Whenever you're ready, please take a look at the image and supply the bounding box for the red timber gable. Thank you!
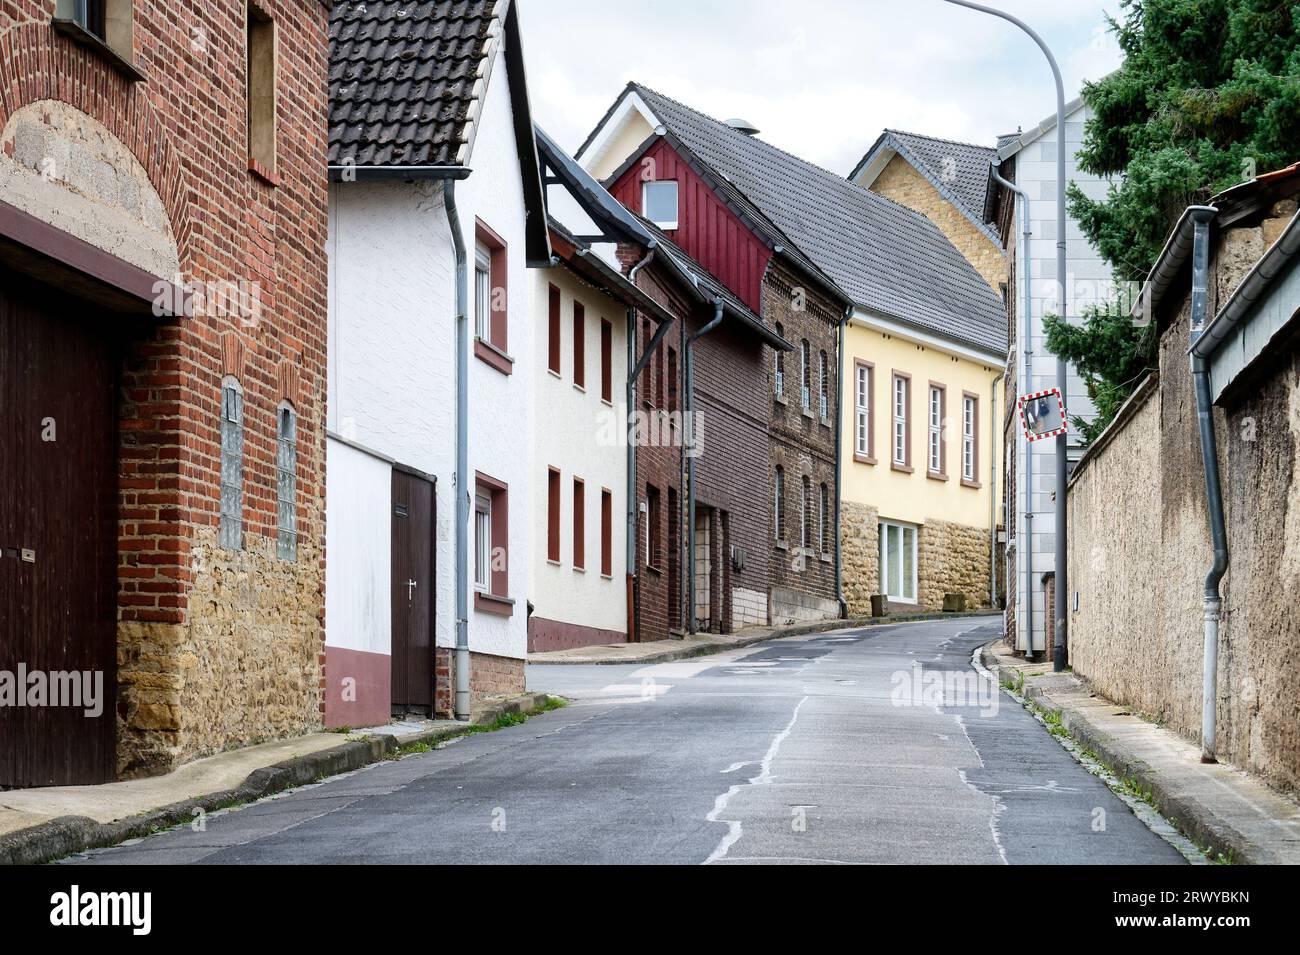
[609,137,772,313]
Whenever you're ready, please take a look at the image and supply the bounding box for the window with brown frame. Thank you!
[854,360,875,463]
[547,284,561,375]
[573,301,586,389]
[927,382,947,479]
[546,467,560,563]
[600,488,613,577]
[646,484,661,569]
[473,219,510,373]
[600,318,612,403]
[961,392,980,488]
[572,478,586,570]
[891,372,912,472]
[474,472,511,615]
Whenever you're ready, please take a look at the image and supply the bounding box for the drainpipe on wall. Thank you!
[686,299,724,633]
[833,305,852,618]
[990,372,1003,607]
[443,179,471,721]
[990,160,1036,659]
[1187,206,1228,763]
[625,248,656,642]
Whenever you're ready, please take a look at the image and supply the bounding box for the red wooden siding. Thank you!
[609,138,772,313]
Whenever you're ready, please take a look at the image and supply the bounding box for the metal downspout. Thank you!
[686,299,724,633]
[990,160,1036,658]
[990,372,1004,607]
[834,306,852,618]
[1187,207,1228,763]
[626,249,656,642]
[444,180,471,720]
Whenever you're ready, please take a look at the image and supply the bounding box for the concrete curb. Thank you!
[978,644,1258,864]
[0,691,554,866]
[529,611,1000,666]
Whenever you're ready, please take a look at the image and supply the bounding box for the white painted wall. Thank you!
[326,40,533,665]
[1007,99,1118,652]
[325,439,392,655]
[530,266,628,636]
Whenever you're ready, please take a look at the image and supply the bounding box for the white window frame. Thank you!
[962,395,977,482]
[474,243,491,341]
[819,483,829,555]
[819,350,829,418]
[276,402,297,562]
[800,475,811,549]
[892,375,909,466]
[855,363,871,457]
[879,519,918,603]
[642,180,679,230]
[774,325,785,398]
[928,386,943,475]
[800,340,811,410]
[774,466,785,541]
[474,491,492,593]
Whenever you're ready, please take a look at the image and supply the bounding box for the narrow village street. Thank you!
[63,619,1182,866]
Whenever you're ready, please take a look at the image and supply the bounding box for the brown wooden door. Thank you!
[390,469,435,710]
[0,270,118,786]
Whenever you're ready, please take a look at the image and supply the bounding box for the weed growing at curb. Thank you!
[386,696,568,760]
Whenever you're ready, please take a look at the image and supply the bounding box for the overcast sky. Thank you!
[519,0,1123,173]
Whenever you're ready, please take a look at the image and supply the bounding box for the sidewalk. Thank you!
[980,640,1300,864]
[0,691,552,865]
[529,610,999,666]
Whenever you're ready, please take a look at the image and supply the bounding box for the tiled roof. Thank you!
[882,129,998,230]
[329,0,498,167]
[612,84,1007,356]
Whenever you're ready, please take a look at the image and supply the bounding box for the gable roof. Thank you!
[582,83,1006,357]
[995,95,1086,162]
[328,0,548,263]
[849,129,1002,247]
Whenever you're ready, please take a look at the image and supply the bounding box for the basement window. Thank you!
[246,4,278,183]
[642,180,679,230]
[52,0,143,81]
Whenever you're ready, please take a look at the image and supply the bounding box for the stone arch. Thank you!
[0,22,191,271]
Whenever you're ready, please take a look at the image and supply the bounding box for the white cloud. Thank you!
[519,0,1122,171]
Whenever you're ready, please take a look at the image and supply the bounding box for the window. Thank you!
[219,378,244,551]
[573,301,586,389]
[666,347,678,414]
[601,489,613,577]
[927,384,946,477]
[854,361,874,461]
[474,219,510,371]
[962,393,980,486]
[547,284,561,375]
[474,473,510,613]
[573,478,585,570]
[819,483,829,555]
[819,350,829,419]
[246,5,277,180]
[600,318,612,403]
[546,467,561,563]
[53,0,140,80]
[642,180,679,229]
[474,491,492,592]
[640,318,653,408]
[879,520,918,603]
[276,403,297,561]
[474,244,491,341]
[800,340,811,410]
[892,372,911,470]
[800,475,811,549]
[774,465,785,541]
[646,485,661,569]
[774,324,785,398]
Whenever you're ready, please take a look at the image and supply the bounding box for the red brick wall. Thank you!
[0,2,330,771]
[434,648,526,718]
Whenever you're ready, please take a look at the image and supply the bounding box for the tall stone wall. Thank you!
[918,518,992,611]
[840,501,879,615]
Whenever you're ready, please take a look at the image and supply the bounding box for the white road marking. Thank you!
[703,696,809,865]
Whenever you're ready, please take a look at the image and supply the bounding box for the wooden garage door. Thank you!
[0,270,119,786]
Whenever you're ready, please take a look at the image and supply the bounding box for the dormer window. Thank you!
[642,180,679,230]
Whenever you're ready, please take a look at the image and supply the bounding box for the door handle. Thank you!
[406,579,418,600]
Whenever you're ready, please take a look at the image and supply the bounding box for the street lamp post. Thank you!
[943,0,1070,671]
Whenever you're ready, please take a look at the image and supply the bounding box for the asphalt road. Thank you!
[65,617,1186,865]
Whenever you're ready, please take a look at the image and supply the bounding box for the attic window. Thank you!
[52,0,142,81]
[246,4,278,183]
[642,180,679,230]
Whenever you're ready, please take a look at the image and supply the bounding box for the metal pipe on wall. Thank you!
[443,180,471,720]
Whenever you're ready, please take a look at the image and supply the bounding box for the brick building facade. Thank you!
[0,1,329,785]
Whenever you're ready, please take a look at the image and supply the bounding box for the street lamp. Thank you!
[943,0,1070,671]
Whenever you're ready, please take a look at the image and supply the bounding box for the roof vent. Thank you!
[724,118,761,136]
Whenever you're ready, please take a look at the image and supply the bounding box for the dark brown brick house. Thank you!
[0,1,330,785]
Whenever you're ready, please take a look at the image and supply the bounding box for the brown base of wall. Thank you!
[323,645,392,730]
[433,647,526,719]
[528,615,626,653]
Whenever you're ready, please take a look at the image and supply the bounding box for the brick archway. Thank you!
[0,21,193,256]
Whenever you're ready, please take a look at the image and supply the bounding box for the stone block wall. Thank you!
[841,500,879,616]
[918,518,992,611]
